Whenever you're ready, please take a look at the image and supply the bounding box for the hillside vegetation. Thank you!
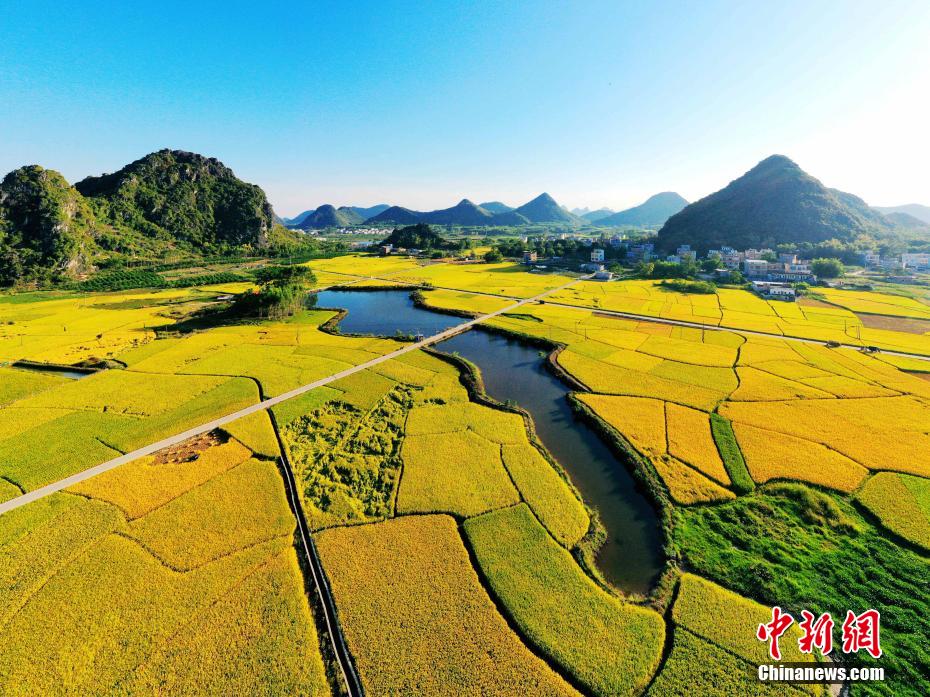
[598,192,688,227]
[0,150,317,286]
[657,155,895,253]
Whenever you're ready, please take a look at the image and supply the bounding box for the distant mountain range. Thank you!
[288,203,390,228]
[365,193,583,227]
[478,201,513,214]
[595,192,689,227]
[874,204,930,225]
[577,208,615,222]
[656,155,919,253]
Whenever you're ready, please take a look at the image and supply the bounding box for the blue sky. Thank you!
[1,1,928,216]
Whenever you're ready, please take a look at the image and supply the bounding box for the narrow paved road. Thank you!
[317,268,930,362]
[0,275,586,516]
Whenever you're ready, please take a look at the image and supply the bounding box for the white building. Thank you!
[591,248,605,262]
[675,244,697,262]
[902,253,930,270]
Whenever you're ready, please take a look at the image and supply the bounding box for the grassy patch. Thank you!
[675,483,930,697]
[283,387,412,529]
[709,413,754,493]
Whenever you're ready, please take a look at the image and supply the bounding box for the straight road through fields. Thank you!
[0,275,588,517]
[315,268,930,362]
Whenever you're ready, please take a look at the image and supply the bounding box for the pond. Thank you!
[10,362,94,380]
[315,289,461,338]
[317,288,663,593]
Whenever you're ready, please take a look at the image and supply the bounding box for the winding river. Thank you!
[316,288,663,593]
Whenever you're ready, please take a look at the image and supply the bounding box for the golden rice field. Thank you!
[465,504,665,697]
[577,394,734,504]
[856,472,930,551]
[0,433,330,695]
[315,515,580,697]
[5,258,930,696]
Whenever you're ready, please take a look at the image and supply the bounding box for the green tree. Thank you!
[701,255,722,272]
[484,249,503,263]
[811,257,844,278]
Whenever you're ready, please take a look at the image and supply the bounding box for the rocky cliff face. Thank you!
[0,166,99,284]
[76,149,274,248]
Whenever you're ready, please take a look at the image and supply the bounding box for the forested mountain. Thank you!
[656,155,896,253]
[366,206,423,225]
[348,203,390,220]
[75,149,274,247]
[1,150,310,285]
[379,223,457,250]
[580,208,615,222]
[882,211,930,232]
[478,201,513,214]
[874,204,930,225]
[291,204,364,229]
[366,199,530,226]
[0,166,102,283]
[598,192,688,227]
[513,193,583,224]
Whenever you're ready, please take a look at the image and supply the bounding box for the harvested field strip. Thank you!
[464,503,665,697]
[315,515,580,696]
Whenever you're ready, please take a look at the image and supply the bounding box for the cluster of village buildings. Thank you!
[861,251,930,271]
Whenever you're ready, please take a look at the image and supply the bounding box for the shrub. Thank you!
[78,270,167,291]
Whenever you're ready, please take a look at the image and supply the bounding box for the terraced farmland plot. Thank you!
[316,515,579,697]
[857,472,930,551]
[0,436,330,695]
[465,504,664,697]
